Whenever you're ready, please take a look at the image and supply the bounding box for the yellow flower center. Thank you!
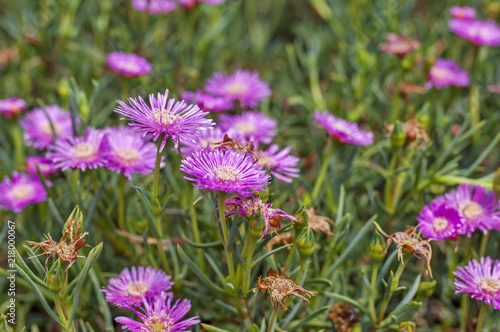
[332,122,348,132]
[479,276,500,296]
[215,166,240,181]
[257,154,273,168]
[71,142,98,162]
[200,138,220,150]
[459,201,483,220]
[234,122,256,134]
[115,147,141,166]
[225,82,248,95]
[120,62,140,72]
[126,281,149,299]
[145,316,174,332]
[431,67,451,80]
[8,184,34,201]
[41,122,62,137]
[433,217,448,232]
[153,109,180,126]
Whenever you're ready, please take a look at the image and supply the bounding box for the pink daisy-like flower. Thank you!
[0,172,47,213]
[449,19,500,46]
[218,111,277,146]
[181,90,234,112]
[314,110,374,146]
[47,127,108,172]
[107,52,152,77]
[204,70,271,108]
[25,156,57,177]
[257,145,299,183]
[379,33,420,57]
[424,59,470,89]
[131,0,177,14]
[450,6,476,20]
[179,0,225,9]
[417,200,463,241]
[19,105,74,150]
[114,89,214,152]
[180,149,270,195]
[454,256,500,310]
[102,266,173,307]
[0,98,26,118]
[115,292,200,331]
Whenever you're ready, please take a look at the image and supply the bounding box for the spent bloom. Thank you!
[450,6,476,20]
[115,292,200,331]
[0,172,47,213]
[181,90,234,112]
[257,144,299,183]
[218,111,277,146]
[449,19,500,46]
[102,266,173,307]
[454,256,500,310]
[107,52,152,77]
[314,110,374,146]
[131,0,177,14]
[180,149,270,195]
[25,156,57,177]
[417,200,463,241]
[0,97,26,118]
[379,33,420,57]
[20,105,74,150]
[114,89,213,152]
[424,59,470,89]
[204,70,271,108]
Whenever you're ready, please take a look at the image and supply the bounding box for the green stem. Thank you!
[190,188,205,273]
[311,142,336,201]
[377,259,408,324]
[54,296,68,327]
[241,234,258,296]
[476,302,488,332]
[152,136,164,198]
[479,232,490,258]
[460,237,472,330]
[118,174,126,230]
[217,192,236,288]
[294,258,307,284]
[12,123,25,169]
[267,308,280,332]
[284,234,299,271]
[368,263,379,323]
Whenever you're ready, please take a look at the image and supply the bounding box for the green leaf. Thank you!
[322,292,369,315]
[133,185,160,238]
[200,324,232,332]
[251,244,293,267]
[48,198,65,227]
[181,234,223,248]
[23,245,46,276]
[287,306,330,331]
[16,250,46,286]
[389,274,421,315]
[204,252,226,286]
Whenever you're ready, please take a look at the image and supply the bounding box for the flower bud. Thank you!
[399,321,416,332]
[401,56,413,71]
[47,259,65,292]
[294,209,309,233]
[57,78,71,100]
[417,104,430,129]
[77,92,90,123]
[390,121,406,148]
[417,280,436,299]
[369,237,386,262]
[487,2,500,18]
[297,229,315,258]
[249,213,265,239]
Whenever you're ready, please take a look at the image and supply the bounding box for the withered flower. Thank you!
[304,207,335,238]
[386,118,430,149]
[328,303,359,332]
[266,231,294,251]
[213,134,258,160]
[255,268,316,311]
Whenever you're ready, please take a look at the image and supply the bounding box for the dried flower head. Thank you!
[213,134,258,160]
[303,207,335,238]
[386,118,430,149]
[328,303,360,332]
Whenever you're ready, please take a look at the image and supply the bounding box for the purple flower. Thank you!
[107,52,152,77]
[180,149,270,195]
[454,257,500,310]
[115,292,200,331]
[20,105,74,150]
[0,172,47,213]
[425,59,470,89]
[102,266,173,307]
[379,33,420,57]
[449,19,500,46]
[417,200,462,241]
[204,70,271,108]
[179,0,225,9]
[0,98,26,118]
[181,90,234,112]
[180,127,226,156]
[257,145,299,183]
[313,110,374,146]
[104,127,161,180]
[218,111,277,146]
[25,156,57,177]
[114,89,214,152]
[131,0,177,14]
[443,184,500,237]
[46,127,108,172]
[450,6,476,20]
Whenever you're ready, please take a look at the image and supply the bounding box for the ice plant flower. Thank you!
[25,156,57,177]
[20,105,74,150]
[181,90,234,112]
[450,6,476,20]
[0,97,26,118]
[257,144,299,183]
[179,0,225,10]
[105,127,160,180]
[314,110,374,146]
[131,0,177,14]
[379,33,420,57]
[180,127,226,156]
[449,19,500,46]
[47,127,107,171]
[454,256,500,310]
[204,70,271,108]
[0,172,47,213]
[103,266,173,307]
[424,59,470,89]
[218,111,277,146]
[114,89,213,152]
[107,52,152,77]
[443,184,500,237]
[180,149,270,195]
[417,200,462,241]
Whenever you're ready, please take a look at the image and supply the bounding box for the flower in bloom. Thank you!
[180,127,226,156]
[417,200,462,241]
[450,6,476,20]
[257,145,299,183]
[47,128,108,171]
[179,0,225,9]
[204,70,271,108]
[454,256,500,310]
[442,184,500,237]
[26,156,57,177]
[314,110,374,146]
[218,111,277,146]
[0,97,26,118]
[180,149,270,195]
[424,59,470,89]
[0,172,47,213]
[107,52,152,77]
[449,19,500,46]
[104,127,161,180]
[20,105,74,150]
[379,33,420,57]
[102,266,173,307]
[131,0,177,14]
[114,89,214,152]
[181,90,234,112]
[115,292,200,331]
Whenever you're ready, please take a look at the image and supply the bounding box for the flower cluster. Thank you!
[314,110,374,146]
[0,97,26,118]
[131,0,224,14]
[107,52,152,77]
[379,32,420,57]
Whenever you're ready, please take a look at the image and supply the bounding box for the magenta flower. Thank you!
[115,292,200,331]
[179,0,225,9]
[0,172,47,213]
[449,19,500,46]
[20,105,74,150]
[424,59,470,89]
[25,156,57,177]
[102,266,173,307]
[379,33,420,57]
[257,145,299,183]
[417,200,462,241]
[204,70,271,108]
[180,149,270,195]
[218,111,277,146]
[454,257,500,310]
[181,90,234,112]
[114,89,214,152]
[0,98,26,118]
[450,6,476,20]
[180,127,226,156]
[131,0,177,14]
[107,52,152,77]
[314,110,374,146]
[46,128,108,172]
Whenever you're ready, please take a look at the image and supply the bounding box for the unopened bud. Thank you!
[417,280,436,299]
[58,78,71,100]
[390,121,406,148]
[249,213,265,239]
[77,92,89,122]
[417,104,430,129]
[47,259,64,292]
[297,229,315,258]
[369,237,386,262]
[399,321,416,332]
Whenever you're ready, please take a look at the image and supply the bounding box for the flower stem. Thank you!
[118,174,126,230]
[217,192,236,288]
[152,135,164,198]
[54,295,68,327]
[267,307,280,332]
[311,142,335,201]
[241,233,258,296]
[190,187,205,272]
[479,231,490,258]
[476,302,488,332]
[368,263,379,323]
